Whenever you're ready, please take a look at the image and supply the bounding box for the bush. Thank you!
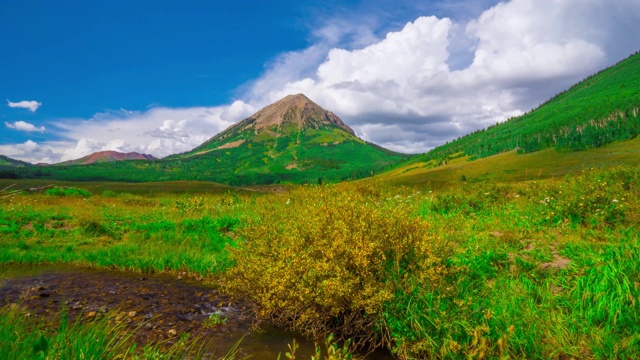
[101,190,117,198]
[226,184,452,352]
[45,187,91,198]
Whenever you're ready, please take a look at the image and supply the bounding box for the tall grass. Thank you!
[0,191,246,275]
[2,166,640,359]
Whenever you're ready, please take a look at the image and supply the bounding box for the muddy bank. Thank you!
[0,264,316,358]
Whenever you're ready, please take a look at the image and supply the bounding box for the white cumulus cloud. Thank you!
[0,140,65,164]
[5,121,46,133]
[3,0,640,163]
[245,0,640,153]
[50,101,256,162]
[0,102,256,164]
[7,100,42,112]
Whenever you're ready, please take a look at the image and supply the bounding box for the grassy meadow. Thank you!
[376,135,640,188]
[1,164,639,359]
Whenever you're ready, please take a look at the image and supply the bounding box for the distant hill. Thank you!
[12,94,408,185]
[410,51,640,165]
[57,151,157,166]
[0,155,31,167]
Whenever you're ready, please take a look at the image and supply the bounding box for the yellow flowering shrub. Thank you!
[226,183,451,351]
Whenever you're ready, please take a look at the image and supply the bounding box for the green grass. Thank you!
[0,179,245,195]
[0,190,247,275]
[226,166,640,358]
[0,304,205,359]
[376,136,640,188]
[2,165,640,359]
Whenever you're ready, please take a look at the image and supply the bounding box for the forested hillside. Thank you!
[412,51,640,163]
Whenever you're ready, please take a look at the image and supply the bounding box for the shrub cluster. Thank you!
[45,186,91,198]
[226,183,452,351]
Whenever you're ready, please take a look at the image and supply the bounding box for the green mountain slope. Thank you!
[163,94,409,184]
[0,155,31,167]
[375,136,640,188]
[412,51,640,164]
[5,94,408,185]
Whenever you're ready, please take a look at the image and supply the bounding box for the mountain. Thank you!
[191,93,356,155]
[167,93,409,184]
[410,51,640,165]
[0,155,31,167]
[378,51,640,187]
[14,94,408,185]
[57,151,157,166]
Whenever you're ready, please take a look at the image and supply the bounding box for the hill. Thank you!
[0,155,31,167]
[375,136,640,188]
[57,151,157,166]
[5,94,408,184]
[166,93,409,184]
[410,51,640,164]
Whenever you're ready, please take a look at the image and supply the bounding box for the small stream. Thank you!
[0,264,393,359]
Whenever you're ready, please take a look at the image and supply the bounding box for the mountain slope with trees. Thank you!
[410,51,640,164]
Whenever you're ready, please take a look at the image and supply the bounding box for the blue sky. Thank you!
[2,0,639,163]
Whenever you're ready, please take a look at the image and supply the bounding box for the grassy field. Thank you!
[0,179,253,195]
[1,161,639,359]
[376,136,640,188]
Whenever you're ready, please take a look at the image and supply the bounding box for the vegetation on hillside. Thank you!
[1,127,406,185]
[0,155,31,167]
[375,135,640,188]
[412,51,640,164]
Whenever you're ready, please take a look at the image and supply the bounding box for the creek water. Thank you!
[0,264,393,359]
